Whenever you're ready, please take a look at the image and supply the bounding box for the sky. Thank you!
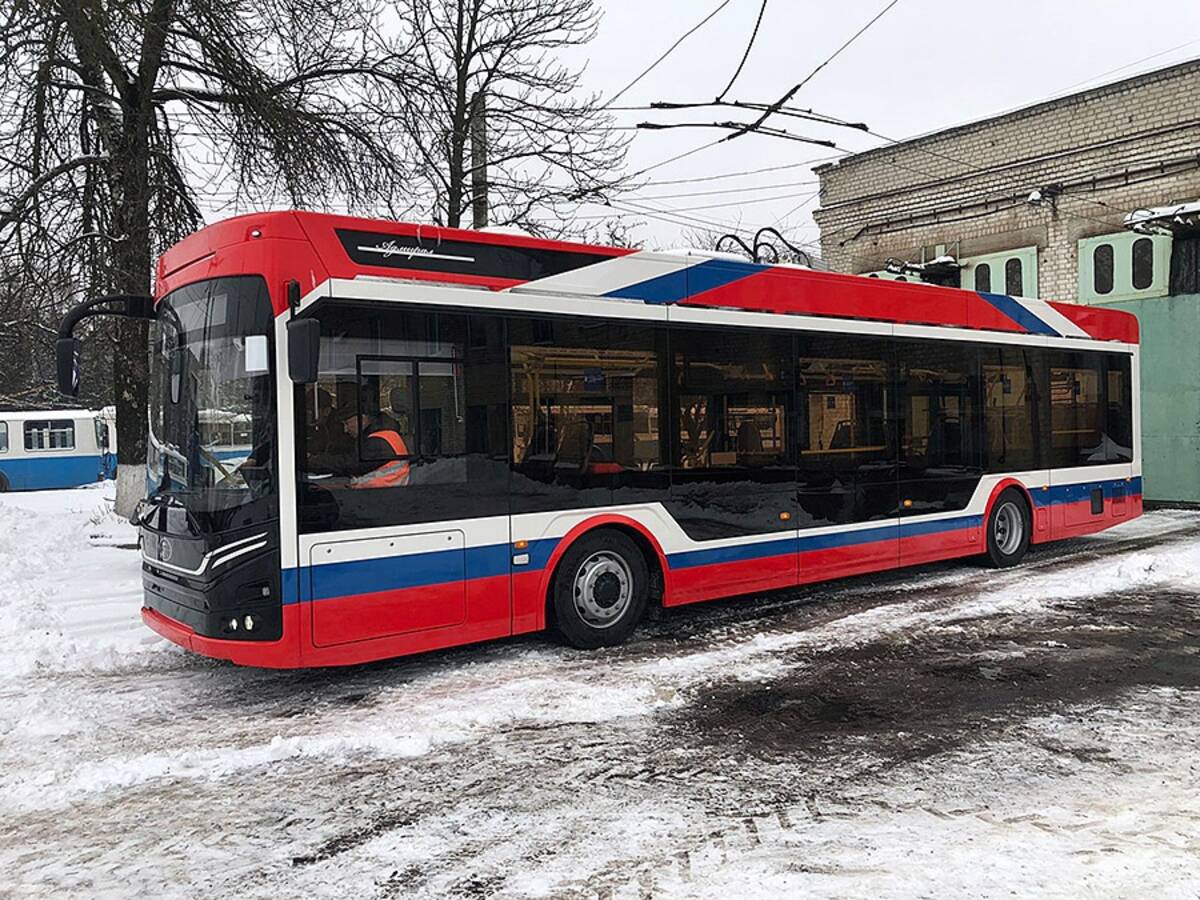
[568,0,1200,251]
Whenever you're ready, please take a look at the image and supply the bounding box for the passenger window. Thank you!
[982,346,1044,472]
[298,306,509,532]
[1005,258,1023,296]
[1132,238,1154,290]
[667,327,794,539]
[973,263,991,293]
[1093,244,1114,295]
[0,422,7,453]
[24,419,75,451]
[510,316,665,515]
[897,340,981,515]
[797,334,896,525]
[1048,353,1104,467]
[1104,356,1134,463]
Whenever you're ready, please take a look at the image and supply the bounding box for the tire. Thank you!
[985,488,1031,568]
[551,529,649,649]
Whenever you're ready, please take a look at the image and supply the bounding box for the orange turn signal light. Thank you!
[902,499,913,508]
[779,511,792,521]
[514,539,529,550]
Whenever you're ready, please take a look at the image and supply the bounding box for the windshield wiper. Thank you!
[138,491,203,535]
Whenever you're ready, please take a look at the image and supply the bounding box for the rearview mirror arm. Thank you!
[56,294,155,396]
[57,293,155,342]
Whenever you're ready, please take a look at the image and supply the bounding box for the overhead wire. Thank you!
[603,0,734,109]
[615,0,903,238]
[715,0,770,102]
[723,0,903,143]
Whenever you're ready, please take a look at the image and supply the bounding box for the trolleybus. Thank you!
[58,211,1141,667]
[0,407,115,491]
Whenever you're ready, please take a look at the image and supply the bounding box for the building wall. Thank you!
[1110,294,1200,504]
[813,60,1200,302]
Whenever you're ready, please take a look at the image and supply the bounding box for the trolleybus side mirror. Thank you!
[124,295,155,318]
[287,317,321,383]
[56,337,81,396]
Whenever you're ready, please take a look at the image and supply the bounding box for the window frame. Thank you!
[0,421,7,454]
[294,295,1136,536]
[958,246,1039,298]
[23,419,76,452]
[1078,231,1172,304]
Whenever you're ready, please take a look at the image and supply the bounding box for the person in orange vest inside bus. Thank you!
[332,388,412,489]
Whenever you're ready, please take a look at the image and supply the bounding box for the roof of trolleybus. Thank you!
[154,210,1139,346]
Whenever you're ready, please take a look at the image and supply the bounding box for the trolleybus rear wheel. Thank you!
[985,488,1031,568]
[551,529,648,649]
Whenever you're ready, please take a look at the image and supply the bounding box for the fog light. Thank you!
[244,615,255,632]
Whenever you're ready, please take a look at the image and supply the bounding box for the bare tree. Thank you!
[393,0,630,236]
[0,0,415,512]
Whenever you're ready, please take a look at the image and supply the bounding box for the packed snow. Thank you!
[0,485,1198,897]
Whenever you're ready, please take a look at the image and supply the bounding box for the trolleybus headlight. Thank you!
[227,617,239,632]
[243,615,255,632]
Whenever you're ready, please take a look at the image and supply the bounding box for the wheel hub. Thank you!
[994,501,1024,556]
[572,551,633,628]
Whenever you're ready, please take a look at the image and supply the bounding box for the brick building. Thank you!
[812,59,1200,502]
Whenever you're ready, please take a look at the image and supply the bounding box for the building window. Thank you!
[1172,233,1200,295]
[0,421,7,453]
[1079,232,1171,303]
[1132,238,1154,290]
[974,263,991,293]
[959,246,1038,298]
[1093,244,1114,295]
[1005,258,1023,296]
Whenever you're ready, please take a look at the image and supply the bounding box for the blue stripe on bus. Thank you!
[898,514,983,538]
[284,475,1141,603]
[1033,476,1141,507]
[0,454,104,491]
[667,536,796,570]
[978,292,1060,336]
[301,537,561,603]
[604,258,766,305]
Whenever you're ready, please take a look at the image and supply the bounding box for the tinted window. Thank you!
[667,327,795,539]
[1104,354,1134,463]
[24,420,75,451]
[1005,258,1023,296]
[1132,238,1154,290]
[797,334,896,525]
[973,263,991,293]
[1048,352,1104,467]
[1093,244,1114,295]
[897,340,981,514]
[981,346,1044,472]
[0,422,7,453]
[510,316,666,515]
[298,305,509,532]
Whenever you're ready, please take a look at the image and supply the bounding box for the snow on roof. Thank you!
[1124,201,1200,234]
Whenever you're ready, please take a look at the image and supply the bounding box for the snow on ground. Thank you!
[0,486,1198,898]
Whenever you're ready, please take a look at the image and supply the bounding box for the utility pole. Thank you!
[470,91,488,229]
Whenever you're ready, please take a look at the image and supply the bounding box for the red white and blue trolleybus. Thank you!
[59,211,1142,667]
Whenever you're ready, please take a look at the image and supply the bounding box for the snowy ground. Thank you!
[1,487,1198,898]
